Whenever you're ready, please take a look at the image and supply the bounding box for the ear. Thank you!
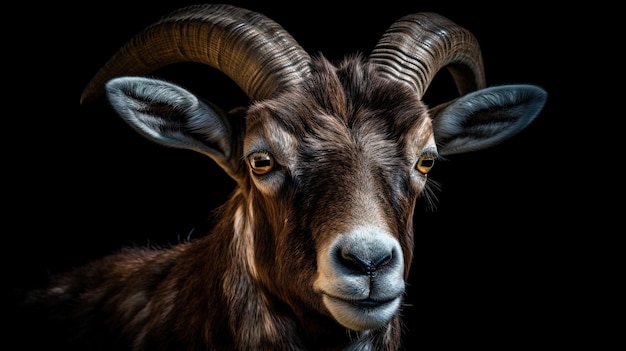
[431,84,547,156]
[105,76,243,178]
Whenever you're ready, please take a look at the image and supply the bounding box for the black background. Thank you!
[6,1,592,349]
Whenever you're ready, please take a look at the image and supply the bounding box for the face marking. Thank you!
[233,205,258,279]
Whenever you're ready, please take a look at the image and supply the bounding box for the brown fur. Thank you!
[20,54,432,351]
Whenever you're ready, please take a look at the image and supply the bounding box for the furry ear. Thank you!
[431,84,547,156]
[105,76,243,177]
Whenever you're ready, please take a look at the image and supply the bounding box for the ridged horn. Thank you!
[80,4,311,105]
[369,12,486,99]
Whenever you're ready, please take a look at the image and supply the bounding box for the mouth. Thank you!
[323,294,402,331]
[350,297,393,308]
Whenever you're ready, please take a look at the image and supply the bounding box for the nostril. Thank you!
[340,252,368,273]
[371,254,392,269]
[340,249,392,274]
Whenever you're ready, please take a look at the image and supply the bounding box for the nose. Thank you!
[332,228,401,276]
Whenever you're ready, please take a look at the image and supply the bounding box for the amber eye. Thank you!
[249,152,275,175]
[416,153,435,174]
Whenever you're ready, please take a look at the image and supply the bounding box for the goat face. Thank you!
[78,3,546,347]
[238,55,430,330]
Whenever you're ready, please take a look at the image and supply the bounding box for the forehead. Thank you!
[244,55,434,160]
[244,97,433,169]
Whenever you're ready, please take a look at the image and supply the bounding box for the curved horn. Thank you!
[369,12,486,99]
[80,4,311,104]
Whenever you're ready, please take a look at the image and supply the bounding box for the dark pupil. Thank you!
[254,157,271,167]
[421,159,434,167]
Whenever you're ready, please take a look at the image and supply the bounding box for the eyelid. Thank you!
[422,147,439,158]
